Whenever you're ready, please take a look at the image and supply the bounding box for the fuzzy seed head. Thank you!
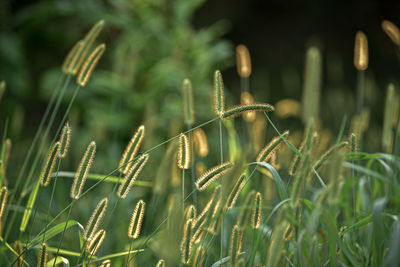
[226,174,246,210]
[84,197,108,241]
[62,40,84,74]
[99,259,111,267]
[180,218,194,264]
[354,31,369,71]
[182,78,195,125]
[58,122,71,158]
[382,20,400,45]
[185,205,197,221]
[193,128,209,157]
[256,131,289,163]
[128,200,146,239]
[236,44,252,78]
[40,142,61,187]
[195,162,233,191]
[119,125,145,174]
[86,229,106,256]
[37,243,48,267]
[350,133,357,153]
[77,43,106,87]
[71,141,96,199]
[156,259,165,267]
[0,186,8,220]
[237,190,255,229]
[222,103,274,119]
[177,134,190,169]
[251,192,262,229]
[214,70,225,116]
[117,153,149,199]
[229,225,243,266]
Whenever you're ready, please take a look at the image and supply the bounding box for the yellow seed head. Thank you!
[236,44,252,78]
[156,259,165,267]
[99,259,111,267]
[62,40,84,74]
[58,122,71,158]
[251,192,262,229]
[382,20,400,45]
[195,162,233,191]
[119,125,145,174]
[177,134,190,169]
[86,229,106,256]
[354,31,369,71]
[229,225,243,266]
[71,141,96,199]
[77,43,106,87]
[180,218,194,264]
[182,78,195,125]
[214,70,225,116]
[117,153,149,199]
[256,131,289,163]
[0,186,8,222]
[185,205,197,221]
[39,142,61,187]
[128,200,146,239]
[37,242,48,267]
[193,128,209,157]
[84,197,108,241]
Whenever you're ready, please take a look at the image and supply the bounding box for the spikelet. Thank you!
[195,162,233,191]
[119,125,145,174]
[0,186,8,234]
[39,142,61,187]
[251,192,262,229]
[37,243,48,267]
[58,122,71,158]
[257,131,289,163]
[354,31,368,71]
[302,46,322,123]
[180,218,194,264]
[313,141,348,171]
[128,200,145,239]
[382,20,400,46]
[240,92,256,122]
[266,221,289,267]
[184,205,197,221]
[222,103,274,119]
[177,134,190,169]
[350,133,357,154]
[193,128,209,157]
[192,245,205,267]
[86,229,106,255]
[289,119,314,176]
[70,141,96,199]
[62,40,84,74]
[100,259,111,267]
[156,259,165,267]
[274,99,301,119]
[236,44,252,78]
[77,43,106,87]
[226,174,246,210]
[237,190,256,229]
[0,138,12,182]
[214,70,225,116]
[229,225,243,267]
[0,80,5,102]
[84,197,108,241]
[182,78,195,125]
[382,84,396,153]
[71,20,105,75]
[205,197,222,236]
[117,153,149,199]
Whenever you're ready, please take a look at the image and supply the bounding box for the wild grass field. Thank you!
[0,15,400,267]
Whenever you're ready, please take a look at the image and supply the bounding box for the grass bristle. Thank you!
[177,134,190,169]
[128,199,146,239]
[226,174,246,210]
[117,153,149,199]
[229,224,243,266]
[99,259,111,267]
[156,259,165,267]
[236,44,252,78]
[214,70,225,116]
[180,218,194,264]
[37,242,47,267]
[185,204,197,221]
[182,78,195,125]
[193,128,209,157]
[84,197,108,241]
[39,142,60,187]
[222,103,274,119]
[119,125,145,174]
[86,229,106,256]
[354,31,369,71]
[77,43,106,87]
[256,131,289,163]
[70,141,96,199]
[195,162,233,191]
[251,192,262,229]
[58,122,71,158]
[382,20,400,46]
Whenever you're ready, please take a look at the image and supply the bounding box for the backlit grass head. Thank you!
[180,218,194,264]
[222,103,274,119]
[84,197,108,241]
[62,40,84,75]
[182,78,195,125]
[119,125,145,174]
[236,44,252,78]
[193,128,209,157]
[214,70,225,117]
[37,242,48,267]
[58,122,71,158]
[39,142,60,187]
[71,141,96,199]
[77,43,106,87]
[354,31,368,71]
[229,224,243,266]
[177,134,190,170]
[117,153,149,199]
[195,162,233,191]
[382,20,400,46]
[128,199,146,239]
[226,173,246,210]
[251,192,262,229]
[86,229,106,256]
[257,131,289,163]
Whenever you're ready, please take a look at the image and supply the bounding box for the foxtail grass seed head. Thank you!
[128,200,146,239]
[302,46,322,123]
[39,142,60,187]
[382,20,400,46]
[383,84,395,153]
[119,125,145,174]
[100,259,111,267]
[192,245,205,267]
[86,229,106,256]
[180,218,194,264]
[182,78,195,125]
[156,259,165,267]
[117,153,149,199]
[222,103,274,119]
[354,31,368,71]
[275,99,301,119]
[195,162,233,191]
[71,141,96,199]
[226,174,246,210]
[77,43,106,87]
[177,134,190,169]
[350,133,357,153]
[37,243,48,267]
[313,141,348,171]
[62,40,84,74]
[193,128,209,157]
[229,225,243,267]
[257,131,289,163]
[1,138,11,181]
[251,192,262,229]
[236,44,252,78]
[240,92,256,122]
[72,20,105,75]
[214,70,225,116]
[0,186,8,221]
[84,197,108,241]
[58,122,71,158]
[185,205,197,221]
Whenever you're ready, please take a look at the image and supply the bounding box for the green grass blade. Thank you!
[20,178,41,232]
